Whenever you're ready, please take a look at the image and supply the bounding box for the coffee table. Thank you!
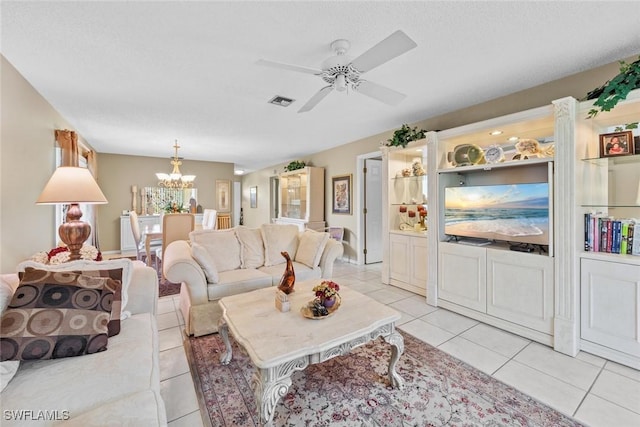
[217,280,405,426]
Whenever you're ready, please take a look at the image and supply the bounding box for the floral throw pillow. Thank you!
[0,267,116,361]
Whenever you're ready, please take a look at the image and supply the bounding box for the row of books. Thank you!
[584,213,640,255]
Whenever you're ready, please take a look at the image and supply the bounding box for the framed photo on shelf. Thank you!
[599,131,634,158]
[215,179,231,212]
[250,186,257,208]
[331,174,352,215]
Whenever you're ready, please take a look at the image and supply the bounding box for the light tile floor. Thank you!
[158,262,640,427]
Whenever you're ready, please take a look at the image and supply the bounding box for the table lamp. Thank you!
[36,166,108,260]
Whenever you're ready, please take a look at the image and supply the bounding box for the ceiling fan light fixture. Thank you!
[335,74,347,92]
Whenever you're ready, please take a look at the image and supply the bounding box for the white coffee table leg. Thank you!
[218,318,233,365]
[252,367,293,427]
[384,330,405,389]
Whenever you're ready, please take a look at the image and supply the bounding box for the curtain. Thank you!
[83,149,100,249]
[55,129,79,167]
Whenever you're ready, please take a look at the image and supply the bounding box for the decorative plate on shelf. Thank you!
[300,297,341,320]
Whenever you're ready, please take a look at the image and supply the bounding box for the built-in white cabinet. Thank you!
[575,89,640,368]
[378,91,640,367]
[437,242,553,340]
[486,249,554,335]
[382,139,430,297]
[389,232,428,296]
[580,258,640,369]
[275,166,325,231]
[438,242,486,312]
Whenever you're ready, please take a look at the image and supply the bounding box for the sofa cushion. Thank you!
[295,230,330,268]
[190,229,241,272]
[16,259,134,323]
[261,224,300,266]
[17,264,124,337]
[235,226,265,269]
[258,262,322,286]
[191,242,219,283]
[207,269,273,300]
[1,312,161,426]
[0,267,116,361]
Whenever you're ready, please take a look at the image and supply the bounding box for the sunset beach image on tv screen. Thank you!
[444,182,549,245]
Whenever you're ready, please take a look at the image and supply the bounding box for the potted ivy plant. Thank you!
[284,160,306,171]
[585,55,640,127]
[385,124,427,148]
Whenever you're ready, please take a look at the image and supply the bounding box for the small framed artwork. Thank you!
[215,179,231,212]
[250,186,257,208]
[599,131,634,158]
[332,174,352,215]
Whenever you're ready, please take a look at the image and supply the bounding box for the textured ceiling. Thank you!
[2,1,639,173]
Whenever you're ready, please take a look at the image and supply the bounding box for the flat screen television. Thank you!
[444,182,550,246]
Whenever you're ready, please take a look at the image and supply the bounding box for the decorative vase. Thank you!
[322,297,336,308]
[277,251,295,294]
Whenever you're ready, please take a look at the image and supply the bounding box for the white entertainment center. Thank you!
[382,90,640,369]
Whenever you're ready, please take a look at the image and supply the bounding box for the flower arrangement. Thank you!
[31,243,102,265]
[313,280,340,300]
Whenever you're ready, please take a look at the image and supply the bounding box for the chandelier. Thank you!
[156,140,196,189]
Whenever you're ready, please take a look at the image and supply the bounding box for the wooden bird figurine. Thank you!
[277,251,296,294]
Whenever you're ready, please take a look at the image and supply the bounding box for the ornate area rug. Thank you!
[185,331,585,427]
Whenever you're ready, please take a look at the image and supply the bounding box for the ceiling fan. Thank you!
[257,30,417,113]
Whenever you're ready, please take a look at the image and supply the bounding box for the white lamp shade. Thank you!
[37,166,108,204]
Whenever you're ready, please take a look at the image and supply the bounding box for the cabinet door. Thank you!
[438,243,486,311]
[581,259,640,356]
[411,236,428,288]
[389,234,411,284]
[487,250,554,334]
[120,217,136,252]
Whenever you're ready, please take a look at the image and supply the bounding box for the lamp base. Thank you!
[59,203,91,260]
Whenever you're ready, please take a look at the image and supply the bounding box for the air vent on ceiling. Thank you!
[268,95,295,107]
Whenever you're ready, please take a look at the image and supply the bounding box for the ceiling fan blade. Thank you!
[256,59,322,75]
[350,30,417,73]
[354,80,406,106]
[298,86,334,113]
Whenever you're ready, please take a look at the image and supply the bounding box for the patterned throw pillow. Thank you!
[0,267,116,361]
[16,259,134,329]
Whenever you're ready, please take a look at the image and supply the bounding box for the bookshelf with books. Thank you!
[583,214,640,256]
[574,89,640,369]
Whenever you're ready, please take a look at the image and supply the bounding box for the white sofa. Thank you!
[163,224,344,336]
[0,260,167,426]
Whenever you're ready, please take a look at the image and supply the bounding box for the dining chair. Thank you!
[156,213,195,278]
[129,211,162,269]
[202,208,218,230]
[216,213,231,229]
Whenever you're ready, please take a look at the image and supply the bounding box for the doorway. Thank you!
[357,151,383,264]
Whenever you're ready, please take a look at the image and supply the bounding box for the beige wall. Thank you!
[97,154,236,251]
[1,56,94,272]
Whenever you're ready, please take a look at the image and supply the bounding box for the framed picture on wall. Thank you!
[250,186,257,208]
[332,174,352,215]
[215,179,231,212]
